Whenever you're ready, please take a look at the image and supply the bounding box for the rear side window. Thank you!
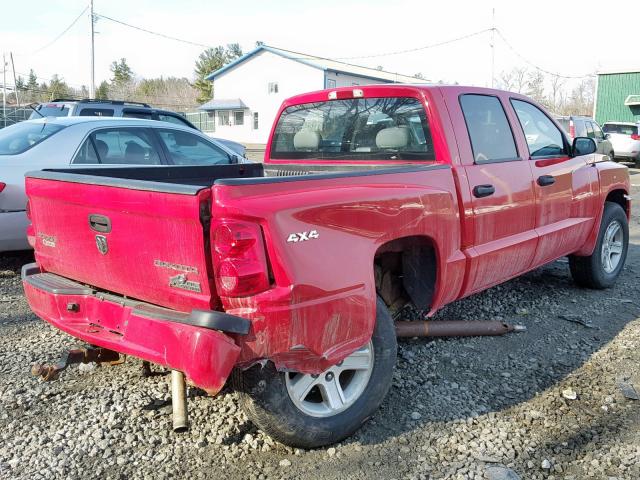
[157,129,230,165]
[79,108,114,117]
[123,110,153,120]
[603,123,638,136]
[459,94,518,163]
[157,113,191,127]
[511,100,567,158]
[0,122,65,155]
[271,97,434,161]
[73,128,162,165]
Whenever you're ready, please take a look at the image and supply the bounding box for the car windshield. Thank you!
[0,122,66,155]
[602,123,638,136]
[271,97,435,161]
[28,104,71,119]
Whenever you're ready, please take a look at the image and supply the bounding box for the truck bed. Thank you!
[28,162,445,194]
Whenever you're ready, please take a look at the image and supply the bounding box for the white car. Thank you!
[602,122,640,167]
[0,117,248,252]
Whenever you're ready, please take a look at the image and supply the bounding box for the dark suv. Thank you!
[29,99,245,155]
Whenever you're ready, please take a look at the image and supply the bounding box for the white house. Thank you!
[201,45,423,144]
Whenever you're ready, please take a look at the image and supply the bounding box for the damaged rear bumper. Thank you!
[22,263,248,395]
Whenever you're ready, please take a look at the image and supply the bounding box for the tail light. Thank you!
[212,221,270,297]
[631,134,640,140]
[569,120,575,138]
[0,182,5,193]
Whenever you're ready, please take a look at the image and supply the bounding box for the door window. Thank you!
[586,122,595,138]
[511,100,567,158]
[459,94,518,163]
[592,122,604,140]
[157,129,230,165]
[73,128,162,164]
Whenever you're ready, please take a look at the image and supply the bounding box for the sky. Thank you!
[0,0,636,93]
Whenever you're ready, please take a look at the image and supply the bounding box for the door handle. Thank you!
[88,214,111,233]
[473,184,495,198]
[537,175,556,187]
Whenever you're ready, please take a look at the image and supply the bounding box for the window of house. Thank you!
[510,99,567,158]
[234,111,244,126]
[218,111,230,126]
[326,79,337,89]
[459,94,518,163]
[268,82,279,94]
[253,112,259,130]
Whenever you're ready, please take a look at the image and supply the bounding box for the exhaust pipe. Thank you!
[171,370,188,432]
[394,320,526,338]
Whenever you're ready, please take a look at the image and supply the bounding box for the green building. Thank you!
[594,70,640,124]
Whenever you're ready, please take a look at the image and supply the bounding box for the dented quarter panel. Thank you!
[212,167,466,372]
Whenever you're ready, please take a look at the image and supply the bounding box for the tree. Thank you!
[193,44,243,104]
[526,70,546,104]
[47,74,69,100]
[110,58,133,86]
[95,81,109,99]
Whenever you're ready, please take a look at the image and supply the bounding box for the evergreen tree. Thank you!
[193,44,243,104]
[95,81,110,99]
[110,58,133,86]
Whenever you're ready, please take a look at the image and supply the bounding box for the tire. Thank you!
[233,296,397,448]
[569,201,629,289]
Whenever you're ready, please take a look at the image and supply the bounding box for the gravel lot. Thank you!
[1,172,639,480]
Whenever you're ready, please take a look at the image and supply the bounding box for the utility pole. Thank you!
[490,8,495,88]
[2,53,6,128]
[10,52,20,108]
[89,0,95,98]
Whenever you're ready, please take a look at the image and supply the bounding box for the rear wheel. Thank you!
[234,297,397,448]
[569,202,628,288]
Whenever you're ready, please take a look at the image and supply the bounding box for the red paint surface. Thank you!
[23,84,631,393]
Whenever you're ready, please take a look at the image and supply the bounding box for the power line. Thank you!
[95,12,210,48]
[495,29,595,80]
[14,5,89,56]
[332,28,493,60]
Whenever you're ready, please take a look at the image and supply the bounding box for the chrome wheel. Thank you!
[285,341,374,418]
[601,220,623,273]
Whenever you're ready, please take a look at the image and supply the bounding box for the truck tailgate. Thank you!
[26,176,215,312]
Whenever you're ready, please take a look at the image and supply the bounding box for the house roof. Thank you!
[597,68,640,75]
[198,98,248,111]
[205,45,423,84]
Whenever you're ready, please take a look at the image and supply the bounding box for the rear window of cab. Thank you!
[0,122,66,155]
[270,97,435,161]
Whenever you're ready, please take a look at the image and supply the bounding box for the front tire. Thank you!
[569,201,628,288]
[234,297,397,448]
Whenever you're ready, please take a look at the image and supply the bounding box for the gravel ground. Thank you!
[1,174,639,480]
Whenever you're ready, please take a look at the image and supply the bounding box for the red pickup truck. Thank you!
[23,85,630,448]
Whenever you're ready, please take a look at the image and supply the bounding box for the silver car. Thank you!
[0,117,248,252]
[555,115,614,158]
[602,122,640,167]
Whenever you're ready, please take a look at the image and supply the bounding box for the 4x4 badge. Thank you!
[95,235,108,255]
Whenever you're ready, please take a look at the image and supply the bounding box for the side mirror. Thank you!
[604,133,611,140]
[572,137,597,156]
[230,155,239,164]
